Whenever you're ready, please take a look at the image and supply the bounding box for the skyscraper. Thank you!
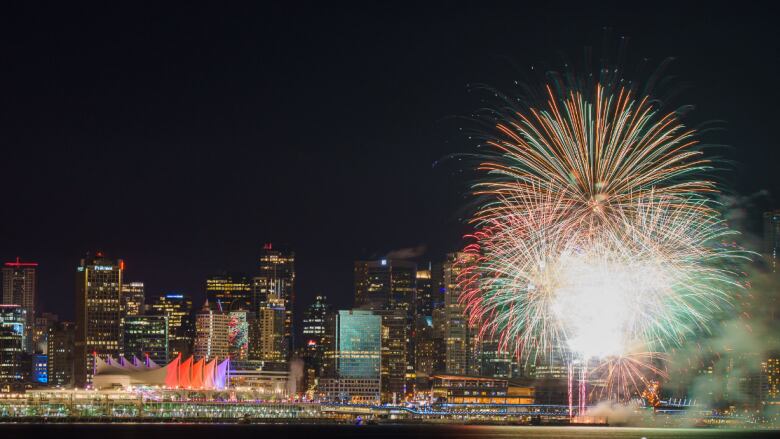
[48,321,75,387]
[249,301,286,362]
[205,273,252,311]
[439,252,475,375]
[320,309,381,403]
[254,244,295,357]
[121,281,145,317]
[149,293,194,358]
[74,252,123,387]
[415,267,433,317]
[764,210,780,272]
[0,305,26,387]
[301,295,331,393]
[124,315,168,364]
[2,258,37,353]
[354,259,417,313]
[193,301,230,361]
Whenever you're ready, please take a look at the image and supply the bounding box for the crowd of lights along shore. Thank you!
[458,71,747,411]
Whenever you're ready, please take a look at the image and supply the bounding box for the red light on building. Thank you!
[4,256,38,267]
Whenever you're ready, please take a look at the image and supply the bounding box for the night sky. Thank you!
[1,3,778,324]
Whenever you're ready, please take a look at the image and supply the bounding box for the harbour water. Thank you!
[0,424,778,439]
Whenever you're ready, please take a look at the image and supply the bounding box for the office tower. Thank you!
[0,305,26,386]
[124,315,168,364]
[228,310,250,360]
[374,308,408,402]
[320,309,381,403]
[354,259,417,313]
[764,210,780,272]
[149,293,194,358]
[254,244,295,357]
[301,295,331,393]
[32,312,58,355]
[121,281,145,317]
[415,267,434,317]
[193,301,230,361]
[74,252,124,387]
[249,301,286,362]
[439,252,475,375]
[48,321,75,387]
[413,315,435,375]
[2,258,37,353]
[206,273,252,311]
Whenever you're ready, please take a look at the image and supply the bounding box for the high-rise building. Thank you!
[0,305,26,386]
[320,309,382,404]
[193,301,230,361]
[439,252,475,375]
[374,308,408,402]
[32,312,58,355]
[124,315,168,364]
[121,282,145,317]
[300,295,331,393]
[764,210,780,272]
[149,293,194,358]
[254,244,295,357]
[48,321,75,387]
[413,315,436,375]
[74,252,124,387]
[206,273,252,311]
[249,301,286,362]
[2,258,37,353]
[415,268,434,317]
[354,259,416,313]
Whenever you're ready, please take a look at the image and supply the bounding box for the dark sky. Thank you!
[1,3,778,324]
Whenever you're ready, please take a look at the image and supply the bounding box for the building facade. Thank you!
[0,305,26,387]
[254,244,295,358]
[2,258,37,353]
[124,315,169,364]
[321,309,381,403]
[74,253,124,387]
[121,282,145,317]
[193,302,230,361]
[48,321,75,387]
[149,293,193,358]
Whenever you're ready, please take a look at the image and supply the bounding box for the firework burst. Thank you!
[459,75,746,402]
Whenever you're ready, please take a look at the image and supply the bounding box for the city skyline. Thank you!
[2,3,779,324]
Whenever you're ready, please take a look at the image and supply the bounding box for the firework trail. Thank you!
[458,74,746,404]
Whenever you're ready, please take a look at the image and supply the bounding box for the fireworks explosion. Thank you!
[459,74,746,405]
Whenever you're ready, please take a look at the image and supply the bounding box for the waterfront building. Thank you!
[124,315,169,364]
[74,252,124,387]
[254,244,295,358]
[440,253,474,375]
[31,353,48,384]
[121,281,145,317]
[47,321,75,387]
[193,301,230,361]
[229,359,289,397]
[149,293,194,358]
[320,309,381,403]
[430,374,534,404]
[2,258,37,353]
[92,354,228,390]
